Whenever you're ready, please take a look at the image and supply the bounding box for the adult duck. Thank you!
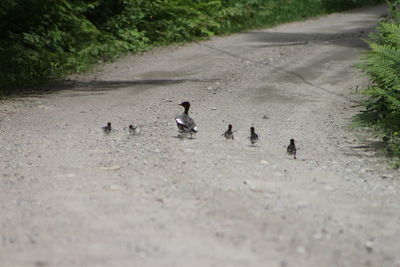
[175,101,198,138]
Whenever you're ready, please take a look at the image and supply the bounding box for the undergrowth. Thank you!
[356,0,400,166]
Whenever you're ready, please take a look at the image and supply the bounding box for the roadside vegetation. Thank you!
[356,0,400,166]
[0,0,382,93]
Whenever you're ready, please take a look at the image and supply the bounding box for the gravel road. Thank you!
[1,4,399,267]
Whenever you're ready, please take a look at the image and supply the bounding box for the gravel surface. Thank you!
[1,4,399,267]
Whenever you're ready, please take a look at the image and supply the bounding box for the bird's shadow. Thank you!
[171,135,197,140]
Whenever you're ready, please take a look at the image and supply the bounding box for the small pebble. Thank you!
[297,201,308,208]
[313,233,323,240]
[365,241,374,253]
[101,165,121,171]
[296,246,306,254]
[104,185,124,191]
[324,185,335,191]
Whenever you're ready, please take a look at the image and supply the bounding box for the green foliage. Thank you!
[385,0,400,23]
[0,0,383,93]
[356,1,400,162]
[0,0,100,89]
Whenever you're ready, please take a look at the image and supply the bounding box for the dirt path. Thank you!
[1,4,399,267]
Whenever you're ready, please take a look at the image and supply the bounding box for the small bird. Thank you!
[175,101,198,138]
[287,138,297,159]
[222,124,234,140]
[128,124,141,135]
[102,122,112,133]
[249,126,259,146]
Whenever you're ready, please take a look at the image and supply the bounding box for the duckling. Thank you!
[222,124,234,140]
[287,138,297,159]
[175,101,198,138]
[249,127,259,146]
[128,124,141,135]
[102,122,112,133]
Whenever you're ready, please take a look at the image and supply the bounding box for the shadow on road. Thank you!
[15,78,220,98]
[245,26,375,49]
[62,78,216,91]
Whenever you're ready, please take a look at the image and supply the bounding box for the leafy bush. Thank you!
[356,0,400,160]
[0,0,100,88]
[0,0,383,93]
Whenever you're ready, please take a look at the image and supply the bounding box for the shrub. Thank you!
[356,0,400,160]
